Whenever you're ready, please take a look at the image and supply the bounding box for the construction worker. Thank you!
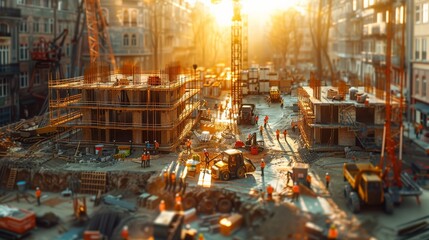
[259,125,263,136]
[306,174,312,188]
[141,152,147,168]
[198,233,205,240]
[266,184,274,201]
[283,129,288,142]
[260,159,266,176]
[255,115,259,125]
[175,193,183,211]
[35,187,41,206]
[159,200,166,212]
[170,172,176,192]
[327,224,338,240]
[121,225,129,240]
[186,139,192,154]
[264,118,268,128]
[203,149,210,169]
[146,151,151,167]
[280,98,284,109]
[292,182,300,202]
[163,171,169,189]
[325,172,331,189]
[276,129,280,141]
[154,140,160,154]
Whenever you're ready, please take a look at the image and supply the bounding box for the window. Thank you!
[123,34,129,46]
[0,23,9,36]
[424,3,429,23]
[34,72,40,85]
[423,38,427,60]
[415,75,420,94]
[33,0,40,6]
[131,10,138,26]
[124,10,130,26]
[0,44,9,64]
[131,34,137,46]
[416,5,421,23]
[0,78,9,97]
[49,18,54,33]
[20,20,28,33]
[19,44,29,61]
[44,0,50,8]
[416,38,421,60]
[20,72,29,88]
[17,0,26,5]
[0,0,5,7]
[44,18,49,33]
[33,19,40,33]
[423,77,427,97]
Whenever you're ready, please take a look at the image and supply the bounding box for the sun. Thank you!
[209,0,304,26]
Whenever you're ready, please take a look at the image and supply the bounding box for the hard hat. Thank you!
[294,182,297,185]
[326,172,329,175]
[160,200,165,203]
[176,193,180,197]
[123,225,128,230]
[204,148,207,151]
[330,224,336,229]
[154,140,157,142]
[36,187,40,190]
[261,159,264,161]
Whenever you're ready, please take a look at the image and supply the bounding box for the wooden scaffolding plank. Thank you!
[80,171,107,194]
[6,168,18,190]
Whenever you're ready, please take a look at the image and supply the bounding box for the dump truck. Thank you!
[211,149,256,181]
[237,104,255,125]
[269,86,281,102]
[0,205,36,239]
[343,163,393,214]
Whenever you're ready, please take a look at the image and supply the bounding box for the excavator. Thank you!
[234,132,264,154]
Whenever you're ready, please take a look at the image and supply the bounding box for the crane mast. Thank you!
[231,0,243,117]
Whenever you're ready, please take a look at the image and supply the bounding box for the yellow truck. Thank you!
[269,86,281,102]
[343,163,393,214]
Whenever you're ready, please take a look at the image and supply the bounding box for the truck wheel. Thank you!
[183,195,197,210]
[236,167,246,179]
[348,192,360,213]
[221,171,231,181]
[344,185,351,198]
[384,193,394,214]
[217,198,233,213]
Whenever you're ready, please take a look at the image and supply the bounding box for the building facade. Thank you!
[412,0,429,129]
[0,0,78,125]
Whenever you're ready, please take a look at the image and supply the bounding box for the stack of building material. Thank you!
[259,67,270,94]
[248,68,259,94]
[240,70,249,95]
[268,72,279,87]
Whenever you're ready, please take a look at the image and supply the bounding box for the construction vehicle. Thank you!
[237,104,255,125]
[269,86,281,102]
[292,162,309,186]
[234,132,264,154]
[0,205,36,239]
[343,163,393,214]
[211,149,256,181]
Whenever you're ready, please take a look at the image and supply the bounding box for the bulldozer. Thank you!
[211,149,256,181]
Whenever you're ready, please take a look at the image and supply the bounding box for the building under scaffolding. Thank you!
[298,84,401,151]
[48,65,201,151]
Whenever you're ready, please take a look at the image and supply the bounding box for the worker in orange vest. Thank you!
[141,152,147,168]
[260,159,266,176]
[264,118,268,128]
[283,129,288,142]
[198,233,205,240]
[175,193,183,211]
[306,174,312,188]
[121,225,129,240]
[186,139,192,154]
[146,151,151,167]
[325,172,331,189]
[276,129,280,141]
[292,182,300,202]
[327,224,338,239]
[163,171,169,189]
[266,184,274,201]
[154,140,160,154]
[259,125,263,136]
[170,172,176,192]
[35,187,41,206]
[159,200,166,212]
[254,115,259,125]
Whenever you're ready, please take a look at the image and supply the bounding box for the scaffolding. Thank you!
[48,64,201,151]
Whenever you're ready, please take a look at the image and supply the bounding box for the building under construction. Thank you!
[297,82,401,151]
[48,64,201,151]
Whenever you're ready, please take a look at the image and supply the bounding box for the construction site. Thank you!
[2,0,429,239]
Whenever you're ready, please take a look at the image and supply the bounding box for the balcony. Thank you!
[363,22,386,36]
[362,52,386,65]
[0,7,21,18]
[0,63,20,76]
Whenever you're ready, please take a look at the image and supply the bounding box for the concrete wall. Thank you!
[338,128,356,146]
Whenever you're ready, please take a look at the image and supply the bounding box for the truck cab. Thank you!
[211,149,256,181]
[269,86,281,102]
[237,104,255,125]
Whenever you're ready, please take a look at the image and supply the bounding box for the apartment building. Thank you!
[99,0,194,72]
[0,0,78,125]
[412,0,429,128]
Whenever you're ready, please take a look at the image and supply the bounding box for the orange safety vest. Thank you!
[186,140,191,147]
[264,116,269,121]
[283,130,287,136]
[267,185,274,194]
[293,185,300,193]
[327,227,338,239]
[175,195,182,204]
[260,161,266,168]
[171,173,176,181]
[35,189,41,198]
[326,175,331,182]
[159,201,166,211]
[142,154,147,161]
[307,175,312,183]
[276,130,280,136]
[121,227,129,240]
[155,142,160,149]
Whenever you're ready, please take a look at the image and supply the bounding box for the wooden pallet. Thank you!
[80,172,106,194]
[6,168,17,190]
